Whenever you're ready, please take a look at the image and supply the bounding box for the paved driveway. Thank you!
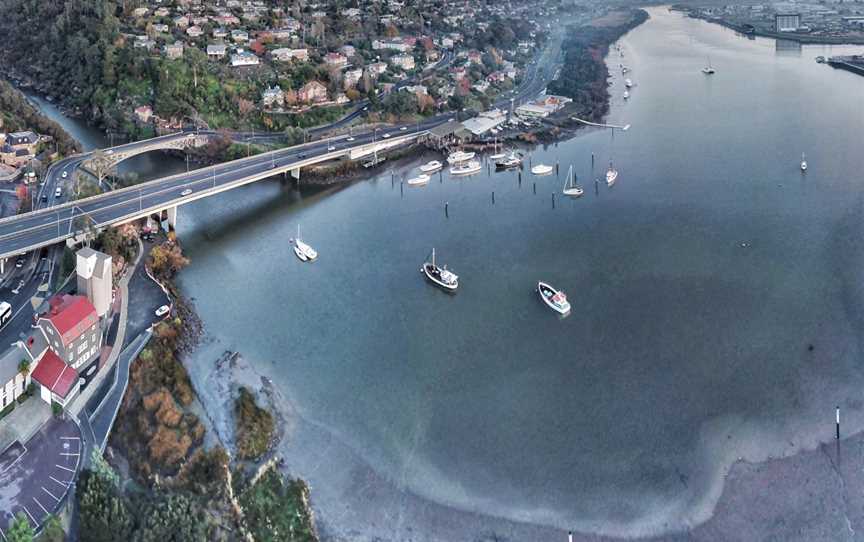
[0,417,82,535]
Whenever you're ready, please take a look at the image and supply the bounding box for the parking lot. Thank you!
[0,417,82,535]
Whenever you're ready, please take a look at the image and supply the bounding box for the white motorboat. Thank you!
[800,153,807,172]
[562,165,583,197]
[293,225,318,262]
[538,281,570,315]
[496,152,522,169]
[606,162,618,186]
[421,248,458,291]
[623,90,630,100]
[624,78,633,88]
[702,56,715,75]
[489,151,508,161]
[447,150,476,164]
[450,160,482,176]
[621,66,629,74]
[531,164,554,176]
[419,160,443,173]
[407,174,430,186]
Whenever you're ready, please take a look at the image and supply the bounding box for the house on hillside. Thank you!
[134,105,153,123]
[298,81,328,103]
[231,50,259,67]
[0,342,36,411]
[164,42,185,60]
[207,43,227,59]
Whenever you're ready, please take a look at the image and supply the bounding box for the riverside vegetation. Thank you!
[71,236,317,541]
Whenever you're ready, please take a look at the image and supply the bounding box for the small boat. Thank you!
[562,165,583,197]
[363,156,386,168]
[538,281,570,315]
[623,90,630,100]
[407,174,430,186]
[496,153,522,169]
[606,162,618,186]
[421,248,458,291]
[419,160,443,173]
[702,56,715,75]
[447,150,476,164]
[624,78,633,88]
[815,56,826,63]
[293,225,318,262]
[489,151,508,161]
[800,153,807,172]
[531,164,554,176]
[450,160,482,176]
[621,66,629,74]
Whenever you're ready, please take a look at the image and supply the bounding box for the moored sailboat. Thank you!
[421,248,458,291]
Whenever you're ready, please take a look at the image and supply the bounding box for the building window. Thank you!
[77,341,88,355]
[46,326,53,336]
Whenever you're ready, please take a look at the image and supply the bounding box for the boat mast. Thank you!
[432,247,436,268]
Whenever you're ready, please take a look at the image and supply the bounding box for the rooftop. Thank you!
[31,350,78,399]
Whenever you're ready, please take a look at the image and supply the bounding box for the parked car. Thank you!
[155,305,170,317]
[61,171,68,178]
[41,194,48,202]
[54,187,62,198]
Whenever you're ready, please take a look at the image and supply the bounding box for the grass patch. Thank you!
[234,387,274,461]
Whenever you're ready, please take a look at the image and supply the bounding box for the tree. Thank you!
[77,469,134,542]
[7,513,33,542]
[38,515,64,542]
[18,359,29,376]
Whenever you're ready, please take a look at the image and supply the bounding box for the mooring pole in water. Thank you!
[552,193,555,209]
[556,161,559,176]
[518,171,522,186]
[837,406,841,439]
[445,201,449,218]
[440,170,443,183]
[400,181,403,197]
[492,191,495,204]
[591,152,595,166]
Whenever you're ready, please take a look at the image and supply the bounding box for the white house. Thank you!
[231,50,260,67]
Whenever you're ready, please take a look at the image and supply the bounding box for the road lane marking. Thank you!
[55,464,75,473]
[41,487,60,502]
[20,506,36,525]
[49,476,69,489]
[32,497,49,516]
[59,436,80,440]
[59,452,79,457]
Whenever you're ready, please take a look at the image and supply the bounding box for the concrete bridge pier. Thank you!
[0,257,5,274]
[165,206,178,230]
[290,167,301,183]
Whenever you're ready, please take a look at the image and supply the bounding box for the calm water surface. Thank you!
[174,9,864,536]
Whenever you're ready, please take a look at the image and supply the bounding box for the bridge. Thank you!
[0,120,448,259]
[80,132,211,176]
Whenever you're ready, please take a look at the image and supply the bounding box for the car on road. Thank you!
[400,126,407,131]
[298,152,307,159]
[328,145,336,151]
[106,150,114,155]
[155,305,170,317]
[54,187,62,198]
[61,171,68,178]
[41,194,48,202]
[347,137,355,142]
[15,257,24,268]
[383,133,391,138]
[180,188,193,196]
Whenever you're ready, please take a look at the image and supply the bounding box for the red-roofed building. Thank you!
[37,295,101,370]
[31,349,80,405]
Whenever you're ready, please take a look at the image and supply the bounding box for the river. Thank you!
[30,7,864,539]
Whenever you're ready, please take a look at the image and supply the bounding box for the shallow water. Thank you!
[175,8,864,537]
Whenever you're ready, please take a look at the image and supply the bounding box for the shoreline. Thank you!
[681,9,864,46]
[181,336,864,541]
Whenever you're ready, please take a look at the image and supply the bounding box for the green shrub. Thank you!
[234,387,274,461]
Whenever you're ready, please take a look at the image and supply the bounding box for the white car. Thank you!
[105,150,114,155]
[180,188,193,196]
[155,305,170,317]
[346,136,355,142]
[54,187,62,198]
[383,133,391,139]
[400,126,407,131]
[328,145,336,151]
[61,171,68,178]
